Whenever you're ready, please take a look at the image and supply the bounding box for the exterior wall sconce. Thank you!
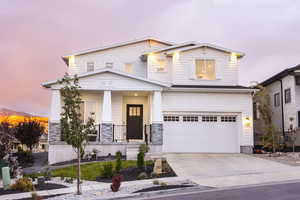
[243,116,252,128]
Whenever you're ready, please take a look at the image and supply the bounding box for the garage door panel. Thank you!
[163,114,239,153]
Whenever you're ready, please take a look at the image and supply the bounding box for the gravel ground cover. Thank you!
[253,152,300,166]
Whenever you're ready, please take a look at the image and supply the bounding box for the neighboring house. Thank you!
[253,64,300,146]
[42,37,255,164]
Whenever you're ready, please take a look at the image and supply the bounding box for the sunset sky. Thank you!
[1,0,300,116]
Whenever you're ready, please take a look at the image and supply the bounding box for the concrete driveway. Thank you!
[166,153,300,188]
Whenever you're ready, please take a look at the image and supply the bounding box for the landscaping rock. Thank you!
[153,159,162,174]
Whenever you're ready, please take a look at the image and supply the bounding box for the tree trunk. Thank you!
[77,147,81,195]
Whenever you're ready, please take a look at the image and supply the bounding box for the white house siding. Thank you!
[162,91,254,146]
[147,53,172,83]
[171,48,239,85]
[80,91,102,124]
[68,40,168,77]
[282,75,297,131]
[265,81,283,132]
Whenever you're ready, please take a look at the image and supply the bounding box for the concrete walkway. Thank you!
[166,153,300,187]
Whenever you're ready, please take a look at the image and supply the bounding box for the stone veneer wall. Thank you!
[49,122,61,144]
[151,123,163,145]
[101,123,114,144]
[240,146,253,154]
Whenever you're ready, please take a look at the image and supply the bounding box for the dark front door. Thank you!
[127,104,143,140]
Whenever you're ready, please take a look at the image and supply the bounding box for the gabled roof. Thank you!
[165,43,245,58]
[42,68,170,88]
[261,64,300,86]
[63,37,174,58]
[141,42,197,55]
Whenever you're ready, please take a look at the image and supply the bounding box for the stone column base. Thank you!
[49,122,61,144]
[101,123,114,144]
[240,146,253,154]
[151,123,163,145]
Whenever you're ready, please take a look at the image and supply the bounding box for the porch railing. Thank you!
[113,124,127,143]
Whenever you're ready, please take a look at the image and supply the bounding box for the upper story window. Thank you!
[156,59,166,72]
[195,59,216,80]
[285,88,291,104]
[125,63,133,73]
[274,93,280,107]
[106,62,113,68]
[87,62,94,72]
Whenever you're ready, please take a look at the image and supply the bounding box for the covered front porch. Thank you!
[79,90,163,145]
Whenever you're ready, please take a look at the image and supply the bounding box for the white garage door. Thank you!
[163,113,239,153]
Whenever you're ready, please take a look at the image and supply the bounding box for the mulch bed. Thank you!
[133,185,193,193]
[0,183,67,195]
[51,155,126,166]
[96,161,176,183]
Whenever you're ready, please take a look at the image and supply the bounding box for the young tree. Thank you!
[0,121,15,160]
[59,74,96,195]
[254,85,281,153]
[15,120,44,151]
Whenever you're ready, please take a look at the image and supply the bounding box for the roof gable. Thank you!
[166,43,245,58]
[42,69,170,89]
[261,64,300,86]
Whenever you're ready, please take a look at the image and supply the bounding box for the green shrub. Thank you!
[43,167,52,181]
[160,182,167,187]
[101,162,113,178]
[139,144,149,154]
[115,151,122,173]
[150,172,159,178]
[137,172,148,180]
[64,177,74,184]
[153,180,160,185]
[137,152,145,170]
[26,173,38,182]
[11,177,34,192]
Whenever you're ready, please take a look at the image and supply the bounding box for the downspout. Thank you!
[279,79,285,138]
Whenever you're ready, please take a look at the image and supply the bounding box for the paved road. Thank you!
[147,182,300,200]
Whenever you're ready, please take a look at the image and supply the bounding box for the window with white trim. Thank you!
[183,115,198,122]
[164,115,179,122]
[87,62,94,72]
[79,101,96,123]
[156,59,166,72]
[195,59,216,80]
[202,116,218,122]
[105,62,113,68]
[124,63,133,73]
[221,116,236,122]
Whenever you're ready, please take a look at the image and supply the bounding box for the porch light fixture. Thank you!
[243,116,252,128]
[230,53,237,64]
[134,93,138,97]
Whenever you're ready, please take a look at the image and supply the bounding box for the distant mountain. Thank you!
[0,108,34,117]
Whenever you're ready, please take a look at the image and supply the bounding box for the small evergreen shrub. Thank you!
[160,182,167,187]
[110,175,123,192]
[137,172,148,180]
[115,151,122,173]
[101,162,113,178]
[138,144,149,154]
[137,152,145,170]
[43,167,52,181]
[153,180,160,185]
[64,177,74,184]
[11,177,34,192]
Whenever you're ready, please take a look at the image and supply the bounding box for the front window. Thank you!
[195,59,216,80]
[87,62,94,72]
[274,93,280,107]
[156,59,166,72]
[79,101,96,123]
[285,88,291,104]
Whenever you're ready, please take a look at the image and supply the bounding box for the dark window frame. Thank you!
[296,76,300,85]
[274,93,280,107]
[284,88,291,104]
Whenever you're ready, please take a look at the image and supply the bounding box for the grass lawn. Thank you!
[52,160,140,181]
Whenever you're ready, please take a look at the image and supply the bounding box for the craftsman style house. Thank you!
[43,38,254,164]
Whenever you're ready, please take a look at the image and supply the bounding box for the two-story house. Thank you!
[42,37,254,164]
[253,64,300,146]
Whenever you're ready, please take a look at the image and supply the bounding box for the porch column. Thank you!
[49,89,61,144]
[151,91,163,145]
[101,90,114,144]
